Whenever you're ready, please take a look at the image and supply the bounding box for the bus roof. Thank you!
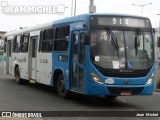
[5,13,149,36]
[53,13,149,25]
[5,22,53,36]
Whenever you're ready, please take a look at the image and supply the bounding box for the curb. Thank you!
[0,58,3,61]
[154,89,160,92]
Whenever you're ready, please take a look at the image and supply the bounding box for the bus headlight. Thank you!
[89,71,103,84]
[146,72,155,85]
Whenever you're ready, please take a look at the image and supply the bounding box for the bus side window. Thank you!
[39,31,42,52]
[13,35,21,53]
[3,43,6,53]
[3,37,7,53]
[41,28,54,52]
[21,33,29,53]
[54,26,70,52]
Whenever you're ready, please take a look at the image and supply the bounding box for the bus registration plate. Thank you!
[121,91,132,96]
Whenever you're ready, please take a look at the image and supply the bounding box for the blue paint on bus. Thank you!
[51,13,155,96]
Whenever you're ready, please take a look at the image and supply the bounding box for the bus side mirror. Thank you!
[157,37,160,47]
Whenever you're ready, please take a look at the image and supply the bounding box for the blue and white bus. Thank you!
[3,14,155,98]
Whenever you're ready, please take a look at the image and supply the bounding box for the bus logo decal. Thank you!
[127,61,133,69]
[40,59,48,64]
[18,57,26,63]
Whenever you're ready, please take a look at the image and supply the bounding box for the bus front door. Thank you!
[71,31,85,91]
[29,36,38,80]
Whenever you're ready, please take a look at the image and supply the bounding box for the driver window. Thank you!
[144,33,152,58]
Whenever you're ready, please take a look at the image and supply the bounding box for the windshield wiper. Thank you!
[135,29,140,57]
[106,27,119,57]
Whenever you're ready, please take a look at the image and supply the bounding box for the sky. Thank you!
[0,0,160,32]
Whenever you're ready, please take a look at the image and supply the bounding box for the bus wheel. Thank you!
[57,74,68,98]
[15,67,23,84]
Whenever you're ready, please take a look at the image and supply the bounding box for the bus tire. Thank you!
[56,74,68,98]
[15,67,23,84]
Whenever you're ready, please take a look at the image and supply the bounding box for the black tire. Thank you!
[56,74,69,98]
[15,67,23,84]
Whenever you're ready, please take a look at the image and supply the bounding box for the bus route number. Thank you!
[113,18,129,25]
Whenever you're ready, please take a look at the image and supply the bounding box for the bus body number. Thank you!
[113,18,129,25]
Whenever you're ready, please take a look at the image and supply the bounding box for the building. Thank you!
[154,28,160,59]
[0,31,6,55]
[155,27,160,43]
[154,28,160,89]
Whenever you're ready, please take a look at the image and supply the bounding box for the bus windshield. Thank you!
[90,29,154,70]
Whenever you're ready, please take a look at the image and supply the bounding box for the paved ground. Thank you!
[0,62,160,120]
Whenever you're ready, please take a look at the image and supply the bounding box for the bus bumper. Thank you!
[87,81,154,96]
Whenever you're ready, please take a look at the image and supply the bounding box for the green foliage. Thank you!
[0,55,3,58]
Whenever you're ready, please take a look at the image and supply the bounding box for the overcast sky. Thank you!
[0,0,160,32]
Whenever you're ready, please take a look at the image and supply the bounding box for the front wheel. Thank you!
[15,67,23,84]
[56,74,69,98]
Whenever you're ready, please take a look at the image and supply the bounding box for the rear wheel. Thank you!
[56,74,69,98]
[15,67,23,84]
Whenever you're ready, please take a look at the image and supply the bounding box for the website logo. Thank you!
[1,1,66,15]
[2,112,12,117]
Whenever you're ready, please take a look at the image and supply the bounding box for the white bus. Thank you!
[3,22,53,85]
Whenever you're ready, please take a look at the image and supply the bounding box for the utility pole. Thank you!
[157,14,160,33]
[132,3,152,16]
[89,0,96,13]
[74,0,76,16]
[71,0,76,16]
[71,0,73,16]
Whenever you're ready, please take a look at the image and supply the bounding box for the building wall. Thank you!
[0,31,6,55]
[154,28,160,88]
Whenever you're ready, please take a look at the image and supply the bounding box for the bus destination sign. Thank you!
[90,16,151,28]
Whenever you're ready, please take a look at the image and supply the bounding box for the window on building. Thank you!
[54,26,70,51]
[21,33,29,53]
[41,28,54,52]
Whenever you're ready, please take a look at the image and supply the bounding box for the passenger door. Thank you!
[71,31,86,91]
[28,36,38,80]
[8,41,12,74]
[6,40,12,74]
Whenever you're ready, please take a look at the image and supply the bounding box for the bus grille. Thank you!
[108,87,144,95]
